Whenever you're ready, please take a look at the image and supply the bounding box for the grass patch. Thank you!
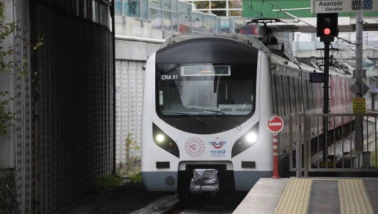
[128,172,143,184]
[372,150,378,167]
[89,175,123,194]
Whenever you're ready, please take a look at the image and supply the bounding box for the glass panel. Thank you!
[163,11,172,31]
[212,10,227,16]
[140,0,148,19]
[172,12,178,32]
[229,10,242,16]
[211,1,226,9]
[75,0,80,15]
[99,3,103,24]
[125,0,140,17]
[217,18,230,33]
[192,13,204,32]
[179,23,191,33]
[115,0,122,15]
[179,2,191,22]
[193,1,209,9]
[171,0,178,11]
[92,0,98,23]
[204,15,216,33]
[162,0,171,10]
[149,0,162,9]
[83,0,87,19]
[150,8,162,30]
[229,0,242,8]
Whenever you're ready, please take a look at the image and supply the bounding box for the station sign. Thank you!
[309,73,324,83]
[311,0,377,13]
[353,97,366,113]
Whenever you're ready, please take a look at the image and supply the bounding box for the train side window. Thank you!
[305,80,310,111]
[287,76,292,113]
[292,77,297,112]
[292,76,297,113]
[280,75,287,115]
[310,81,315,111]
[272,74,279,115]
[298,78,302,112]
[309,83,314,111]
[277,75,284,116]
[301,79,306,112]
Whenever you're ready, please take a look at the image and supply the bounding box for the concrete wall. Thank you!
[115,15,165,169]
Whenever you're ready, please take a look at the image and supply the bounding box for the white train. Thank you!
[141,34,353,199]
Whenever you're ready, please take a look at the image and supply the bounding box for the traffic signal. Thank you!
[317,13,338,39]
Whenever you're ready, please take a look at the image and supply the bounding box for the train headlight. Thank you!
[153,124,180,158]
[232,122,259,158]
[155,134,165,144]
[245,132,258,144]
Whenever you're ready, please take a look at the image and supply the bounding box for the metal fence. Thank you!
[289,113,378,177]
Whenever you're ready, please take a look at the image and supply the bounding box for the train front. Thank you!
[141,36,273,199]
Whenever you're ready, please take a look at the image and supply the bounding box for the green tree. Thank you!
[0,1,16,136]
[0,1,43,137]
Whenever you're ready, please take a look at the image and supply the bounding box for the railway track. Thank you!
[161,193,246,214]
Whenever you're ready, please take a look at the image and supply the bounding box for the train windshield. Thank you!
[156,63,256,116]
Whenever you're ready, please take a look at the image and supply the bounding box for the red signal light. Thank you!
[324,28,331,35]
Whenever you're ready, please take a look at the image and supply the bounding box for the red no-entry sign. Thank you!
[267,115,284,135]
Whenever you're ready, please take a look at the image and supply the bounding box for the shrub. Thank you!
[90,175,123,194]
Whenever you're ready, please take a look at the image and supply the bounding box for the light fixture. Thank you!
[245,132,258,144]
[155,134,165,143]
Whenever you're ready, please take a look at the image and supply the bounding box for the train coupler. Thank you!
[189,169,219,194]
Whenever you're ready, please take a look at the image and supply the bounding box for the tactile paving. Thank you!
[338,179,374,214]
[274,178,312,214]
[274,178,374,214]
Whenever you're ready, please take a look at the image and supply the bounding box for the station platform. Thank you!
[233,177,378,214]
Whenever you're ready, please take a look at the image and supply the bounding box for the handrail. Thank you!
[115,35,166,44]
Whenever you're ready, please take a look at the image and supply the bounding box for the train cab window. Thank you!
[156,63,256,116]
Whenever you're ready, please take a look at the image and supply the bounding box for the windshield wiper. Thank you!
[201,109,240,125]
[174,112,205,125]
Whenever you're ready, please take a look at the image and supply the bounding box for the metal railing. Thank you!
[289,113,378,177]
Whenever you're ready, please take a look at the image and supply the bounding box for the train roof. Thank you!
[160,34,353,78]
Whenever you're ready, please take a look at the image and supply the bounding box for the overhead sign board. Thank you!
[311,0,377,13]
[353,97,366,113]
[309,73,325,83]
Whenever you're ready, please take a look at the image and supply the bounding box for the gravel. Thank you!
[128,195,178,214]
[63,183,174,214]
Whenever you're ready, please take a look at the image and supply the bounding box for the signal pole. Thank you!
[355,11,364,152]
[316,13,338,162]
[323,40,330,162]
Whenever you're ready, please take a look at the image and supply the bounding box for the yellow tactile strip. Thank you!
[274,178,312,214]
[339,179,374,214]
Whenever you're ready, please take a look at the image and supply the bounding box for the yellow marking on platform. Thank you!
[274,178,312,214]
[339,179,373,214]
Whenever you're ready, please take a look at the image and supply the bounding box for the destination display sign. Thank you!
[218,104,252,115]
[311,0,376,13]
